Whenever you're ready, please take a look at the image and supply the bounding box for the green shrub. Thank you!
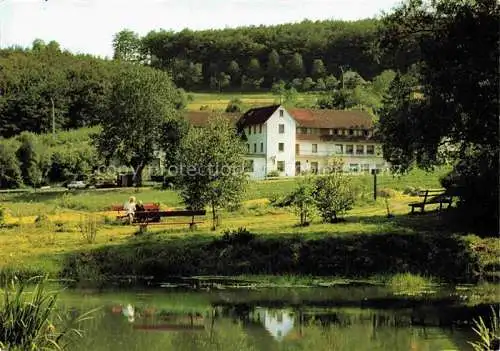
[267,170,280,177]
[0,206,5,226]
[78,215,98,244]
[220,227,255,245]
[314,172,356,223]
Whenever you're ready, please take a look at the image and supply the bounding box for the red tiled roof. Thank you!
[184,111,240,127]
[237,105,280,127]
[288,109,373,129]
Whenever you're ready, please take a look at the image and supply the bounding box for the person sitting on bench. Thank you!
[136,200,145,212]
[123,196,136,225]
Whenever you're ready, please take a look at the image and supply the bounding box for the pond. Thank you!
[58,282,496,351]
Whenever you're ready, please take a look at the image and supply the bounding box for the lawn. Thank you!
[0,166,497,282]
[186,92,320,111]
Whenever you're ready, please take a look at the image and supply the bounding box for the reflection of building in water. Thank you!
[251,308,295,341]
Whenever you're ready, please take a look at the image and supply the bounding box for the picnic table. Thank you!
[408,189,454,214]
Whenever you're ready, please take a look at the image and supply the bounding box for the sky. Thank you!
[0,0,401,58]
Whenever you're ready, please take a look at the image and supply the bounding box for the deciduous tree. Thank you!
[95,65,180,186]
[176,115,248,229]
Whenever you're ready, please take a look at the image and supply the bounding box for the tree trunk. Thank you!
[133,162,145,187]
[211,201,217,231]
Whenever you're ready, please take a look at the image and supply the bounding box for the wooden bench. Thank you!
[408,189,454,214]
[136,210,206,232]
[111,203,160,222]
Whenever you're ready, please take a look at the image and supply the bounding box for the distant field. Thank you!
[186,92,320,111]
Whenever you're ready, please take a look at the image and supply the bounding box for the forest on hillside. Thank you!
[114,19,415,90]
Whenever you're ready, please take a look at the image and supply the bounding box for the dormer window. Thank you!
[248,126,251,135]
[349,129,354,135]
[259,124,262,133]
[279,109,284,117]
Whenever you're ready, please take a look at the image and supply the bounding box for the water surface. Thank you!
[59,284,493,351]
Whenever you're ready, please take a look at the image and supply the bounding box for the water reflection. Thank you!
[60,287,497,351]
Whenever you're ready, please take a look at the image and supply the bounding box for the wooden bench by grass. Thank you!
[408,189,454,214]
[111,203,160,221]
[136,210,206,233]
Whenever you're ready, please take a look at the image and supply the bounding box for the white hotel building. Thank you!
[186,105,389,179]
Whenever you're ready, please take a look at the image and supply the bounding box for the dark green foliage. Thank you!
[140,19,393,90]
[16,134,43,187]
[95,64,180,186]
[176,115,248,228]
[377,0,499,233]
[112,29,142,62]
[314,172,356,223]
[289,177,316,226]
[61,233,483,283]
[0,140,22,189]
[0,43,118,138]
[220,227,256,246]
[225,98,244,113]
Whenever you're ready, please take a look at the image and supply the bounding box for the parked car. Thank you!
[66,180,88,189]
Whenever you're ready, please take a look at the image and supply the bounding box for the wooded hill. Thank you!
[115,19,409,90]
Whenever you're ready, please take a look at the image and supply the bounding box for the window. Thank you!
[279,109,284,117]
[253,125,256,134]
[260,142,264,152]
[253,143,257,153]
[337,129,343,136]
[356,145,364,155]
[349,129,354,135]
[259,124,262,133]
[248,126,251,135]
[335,144,343,154]
[278,143,284,152]
[312,144,318,153]
[349,163,359,173]
[279,124,285,134]
[247,144,250,153]
[361,164,370,173]
[244,160,254,172]
[295,144,300,155]
[277,161,285,172]
[366,145,375,155]
[299,127,307,134]
[346,145,354,154]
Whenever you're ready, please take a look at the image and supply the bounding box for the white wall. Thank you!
[265,107,296,176]
[296,141,387,174]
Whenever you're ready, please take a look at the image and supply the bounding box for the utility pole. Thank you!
[372,169,378,200]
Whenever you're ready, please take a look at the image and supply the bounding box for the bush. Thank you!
[225,98,244,113]
[0,207,4,227]
[220,227,255,245]
[199,105,210,111]
[290,177,316,226]
[267,170,280,178]
[314,172,356,223]
[78,215,98,243]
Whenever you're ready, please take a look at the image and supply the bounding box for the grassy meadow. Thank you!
[186,92,320,111]
[0,167,498,283]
